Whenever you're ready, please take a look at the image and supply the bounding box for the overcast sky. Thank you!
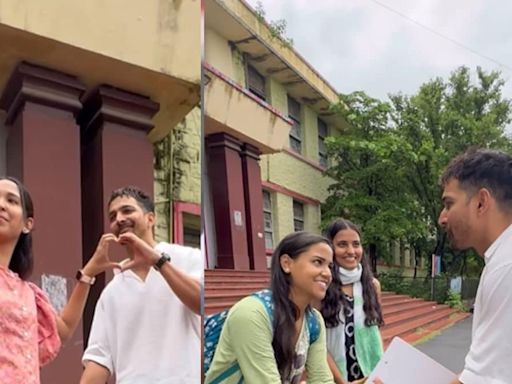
[245,0,512,129]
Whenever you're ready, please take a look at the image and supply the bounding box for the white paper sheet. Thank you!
[367,337,457,384]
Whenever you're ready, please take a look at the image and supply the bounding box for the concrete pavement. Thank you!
[415,315,473,373]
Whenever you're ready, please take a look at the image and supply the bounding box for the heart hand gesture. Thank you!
[82,234,123,277]
[117,232,160,271]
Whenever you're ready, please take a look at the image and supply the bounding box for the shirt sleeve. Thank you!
[82,293,114,374]
[162,244,203,281]
[226,296,282,383]
[460,262,512,384]
[306,309,335,383]
[27,282,61,366]
[184,246,203,281]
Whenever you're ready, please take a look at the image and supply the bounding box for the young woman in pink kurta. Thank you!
[0,177,121,383]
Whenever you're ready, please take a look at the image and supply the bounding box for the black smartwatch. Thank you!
[154,252,171,270]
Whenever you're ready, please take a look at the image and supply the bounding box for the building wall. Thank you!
[265,189,321,249]
[0,0,200,84]
[272,191,293,242]
[267,78,288,117]
[261,152,332,203]
[204,0,336,247]
[172,107,202,205]
[154,107,201,243]
[303,105,319,162]
[205,27,235,78]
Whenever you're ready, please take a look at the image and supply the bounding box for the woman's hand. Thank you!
[82,234,122,276]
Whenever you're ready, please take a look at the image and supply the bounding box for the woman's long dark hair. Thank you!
[1,177,34,280]
[270,231,333,382]
[321,219,384,328]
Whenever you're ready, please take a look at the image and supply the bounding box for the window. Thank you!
[183,213,201,248]
[247,65,266,101]
[318,118,328,168]
[263,190,274,250]
[288,96,302,154]
[293,200,304,232]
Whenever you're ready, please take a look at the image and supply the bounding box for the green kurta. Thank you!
[205,296,334,384]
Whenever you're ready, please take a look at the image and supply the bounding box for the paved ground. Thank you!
[415,315,473,374]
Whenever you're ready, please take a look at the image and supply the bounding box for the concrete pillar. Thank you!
[241,144,266,271]
[0,62,85,383]
[78,85,158,343]
[205,133,249,269]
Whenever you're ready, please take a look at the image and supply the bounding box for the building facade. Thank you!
[204,0,346,270]
[0,1,200,382]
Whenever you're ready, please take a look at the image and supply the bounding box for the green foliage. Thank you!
[254,1,294,49]
[379,271,451,304]
[323,92,430,260]
[445,290,466,311]
[324,66,512,276]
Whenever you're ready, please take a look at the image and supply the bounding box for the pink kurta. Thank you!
[0,265,61,384]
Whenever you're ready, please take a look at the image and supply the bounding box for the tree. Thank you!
[324,66,512,276]
[323,92,429,271]
[390,66,512,275]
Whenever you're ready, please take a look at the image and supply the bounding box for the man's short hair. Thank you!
[440,148,512,210]
[108,186,155,213]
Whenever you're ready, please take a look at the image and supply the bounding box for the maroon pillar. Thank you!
[241,144,266,271]
[206,133,249,269]
[78,86,158,345]
[0,62,86,383]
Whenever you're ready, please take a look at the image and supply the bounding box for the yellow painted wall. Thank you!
[172,107,202,204]
[272,192,293,242]
[217,0,338,104]
[0,0,200,84]
[261,152,333,204]
[267,77,288,117]
[304,203,321,233]
[205,27,235,78]
[303,105,319,161]
[231,47,246,87]
[154,107,201,242]
[269,191,321,244]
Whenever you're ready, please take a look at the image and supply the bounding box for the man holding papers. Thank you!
[438,148,512,384]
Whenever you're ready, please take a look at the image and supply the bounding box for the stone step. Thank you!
[381,307,455,343]
[382,300,439,317]
[383,303,450,328]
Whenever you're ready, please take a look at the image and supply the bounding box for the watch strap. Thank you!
[154,252,171,270]
[76,269,96,285]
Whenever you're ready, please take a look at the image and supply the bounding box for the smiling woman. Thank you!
[321,219,384,384]
[205,231,336,384]
[0,177,124,384]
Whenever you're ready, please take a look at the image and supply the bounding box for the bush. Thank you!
[445,290,466,311]
[379,271,450,304]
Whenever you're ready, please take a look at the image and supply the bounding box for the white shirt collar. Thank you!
[484,223,512,264]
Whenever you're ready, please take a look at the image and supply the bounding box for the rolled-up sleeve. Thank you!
[82,295,113,374]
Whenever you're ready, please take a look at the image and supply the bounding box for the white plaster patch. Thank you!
[41,274,68,313]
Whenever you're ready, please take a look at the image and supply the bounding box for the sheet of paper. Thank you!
[367,337,457,384]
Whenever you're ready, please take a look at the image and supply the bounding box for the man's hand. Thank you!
[82,234,122,277]
[117,232,159,271]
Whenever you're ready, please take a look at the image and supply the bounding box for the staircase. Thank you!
[205,269,470,346]
[205,269,271,315]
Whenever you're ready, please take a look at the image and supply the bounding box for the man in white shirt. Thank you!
[438,148,512,384]
[80,186,202,384]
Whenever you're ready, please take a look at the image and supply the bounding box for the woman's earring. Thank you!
[22,228,30,234]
